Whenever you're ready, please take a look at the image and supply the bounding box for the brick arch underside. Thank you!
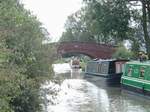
[60,51,96,59]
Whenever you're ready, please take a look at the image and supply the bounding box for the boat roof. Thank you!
[126,61,150,66]
[89,59,128,63]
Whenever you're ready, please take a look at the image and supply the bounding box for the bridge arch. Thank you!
[57,42,116,59]
[60,51,95,59]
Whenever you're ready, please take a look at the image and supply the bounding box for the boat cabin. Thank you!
[85,59,128,84]
[121,61,150,95]
[86,59,127,76]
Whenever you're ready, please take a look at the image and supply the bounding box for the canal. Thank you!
[43,63,150,112]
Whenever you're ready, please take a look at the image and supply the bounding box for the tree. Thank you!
[112,44,133,59]
[126,0,150,57]
[0,0,55,111]
[141,0,150,57]
[60,0,134,44]
[59,10,96,43]
[83,0,132,44]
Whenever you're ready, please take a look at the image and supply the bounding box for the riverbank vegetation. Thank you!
[59,0,150,59]
[0,0,55,111]
[112,44,133,60]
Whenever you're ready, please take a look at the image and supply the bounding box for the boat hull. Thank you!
[85,72,122,85]
[121,84,150,96]
[121,76,150,96]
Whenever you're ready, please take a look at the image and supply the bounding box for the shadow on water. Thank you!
[83,73,150,112]
[54,68,84,80]
[84,73,122,93]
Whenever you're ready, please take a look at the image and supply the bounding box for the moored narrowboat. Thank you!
[85,59,128,85]
[121,61,150,96]
[70,58,80,68]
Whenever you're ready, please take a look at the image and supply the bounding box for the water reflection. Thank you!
[45,63,150,112]
[53,63,71,74]
[70,69,83,79]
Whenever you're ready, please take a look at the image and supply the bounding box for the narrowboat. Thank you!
[85,59,128,85]
[70,58,80,68]
[121,61,150,96]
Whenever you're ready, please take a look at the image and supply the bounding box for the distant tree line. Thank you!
[59,0,150,58]
[0,0,56,111]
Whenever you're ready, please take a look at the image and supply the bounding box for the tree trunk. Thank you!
[147,1,150,23]
[142,0,150,58]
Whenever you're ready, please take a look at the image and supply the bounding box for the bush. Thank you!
[112,46,133,59]
[0,0,55,112]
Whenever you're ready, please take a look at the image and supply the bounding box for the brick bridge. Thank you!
[57,42,116,59]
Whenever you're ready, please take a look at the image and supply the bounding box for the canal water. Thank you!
[43,63,150,112]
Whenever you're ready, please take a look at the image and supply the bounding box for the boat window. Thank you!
[115,62,125,73]
[127,66,132,76]
[101,62,109,74]
[108,62,114,74]
[86,63,90,72]
[87,62,94,72]
[98,63,101,73]
[140,67,145,78]
[90,62,97,73]
[122,64,125,73]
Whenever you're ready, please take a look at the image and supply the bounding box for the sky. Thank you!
[22,0,82,42]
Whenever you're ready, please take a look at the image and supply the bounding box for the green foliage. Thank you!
[130,40,140,59]
[80,61,86,71]
[10,78,41,112]
[60,0,134,44]
[79,56,91,71]
[84,0,132,42]
[0,0,55,112]
[59,11,96,43]
[0,65,42,112]
[54,58,68,64]
[112,45,133,59]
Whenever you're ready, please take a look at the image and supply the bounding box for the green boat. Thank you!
[121,61,150,95]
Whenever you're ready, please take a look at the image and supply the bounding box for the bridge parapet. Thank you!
[57,42,116,59]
